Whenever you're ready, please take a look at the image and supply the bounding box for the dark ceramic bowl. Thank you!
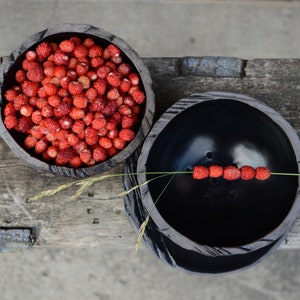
[135,92,300,257]
[0,24,155,178]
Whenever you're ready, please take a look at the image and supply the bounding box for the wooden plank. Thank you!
[0,56,300,251]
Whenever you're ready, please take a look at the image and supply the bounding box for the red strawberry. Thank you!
[4,102,16,116]
[59,40,75,53]
[223,166,241,181]
[76,62,89,76]
[88,45,103,58]
[240,166,256,181]
[14,94,28,110]
[54,102,71,117]
[48,95,61,107]
[255,167,271,180]
[93,147,107,162]
[80,149,92,164]
[59,116,73,129]
[15,70,26,83]
[4,115,18,129]
[26,51,37,62]
[99,137,113,149]
[96,66,111,79]
[54,66,67,79]
[82,112,94,126]
[85,127,99,145]
[31,110,43,124]
[192,166,209,180]
[106,71,121,87]
[73,141,88,154]
[113,137,126,149]
[41,105,54,118]
[36,42,52,60]
[117,63,131,76]
[119,78,131,93]
[27,67,44,82]
[107,88,120,100]
[119,128,135,142]
[132,90,145,104]
[74,45,88,59]
[43,83,58,96]
[73,95,88,109]
[4,89,19,101]
[83,38,95,48]
[77,76,90,89]
[86,88,98,101]
[106,44,121,58]
[44,66,55,77]
[68,81,83,95]
[44,118,60,133]
[24,135,37,149]
[69,107,85,120]
[209,165,223,178]
[22,60,40,71]
[53,50,69,66]
[35,139,48,154]
[107,147,118,157]
[46,146,58,158]
[67,133,80,146]
[93,79,106,95]
[55,149,76,165]
[72,120,85,134]
[20,104,34,117]
[22,81,39,97]
[103,101,117,116]
[69,156,83,168]
[92,117,107,130]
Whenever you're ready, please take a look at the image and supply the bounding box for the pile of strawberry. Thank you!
[3,36,146,167]
[192,165,271,181]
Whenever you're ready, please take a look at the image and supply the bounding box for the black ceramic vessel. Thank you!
[0,24,155,178]
[123,92,300,273]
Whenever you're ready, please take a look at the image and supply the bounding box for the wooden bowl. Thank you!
[0,24,155,178]
[134,92,300,258]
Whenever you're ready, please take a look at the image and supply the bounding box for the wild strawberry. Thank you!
[193,166,209,180]
[43,60,55,68]
[67,70,77,81]
[103,101,117,116]
[132,90,145,104]
[27,67,44,82]
[98,127,108,137]
[36,42,52,60]
[91,57,103,68]
[22,60,40,71]
[91,117,106,130]
[44,118,60,133]
[44,66,55,77]
[106,118,117,130]
[22,81,38,97]
[107,129,118,139]
[78,76,90,89]
[88,45,103,58]
[118,104,131,115]
[85,127,98,145]
[106,71,121,87]
[240,166,256,181]
[20,104,34,117]
[59,140,71,150]
[209,165,223,178]
[129,73,140,85]
[60,76,71,89]
[89,97,106,112]
[120,78,131,93]
[54,129,68,141]
[93,79,107,95]
[93,147,107,162]
[223,166,241,181]
[36,97,48,108]
[37,87,47,98]
[26,50,37,62]
[96,66,111,79]
[53,50,69,66]
[86,88,98,101]
[42,105,54,118]
[121,115,135,129]
[80,149,92,164]
[72,120,85,134]
[59,116,73,129]
[46,146,58,158]
[111,111,122,125]
[29,96,38,106]
[68,81,83,95]
[119,128,135,142]
[107,88,120,100]
[99,137,113,149]
[113,137,126,149]
[67,133,80,146]
[69,156,82,168]
[107,147,118,157]
[111,56,122,65]
[53,102,71,117]
[4,89,18,101]
[118,63,132,76]
[35,139,48,154]
[4,102,16,116]
[24,135,37,149]
[73,95,88,108]
[57,88,69,98]
[255,167,271,180]
[4,115,18,129]
[43,83,58,96]
[106,44,121,58]
[70,36,82,46]
[68,57,78,69]
[55,149,76,165]
[83,38,95,48]
[82,112,94,126]
[16,116,32,133]
[74,45,88,59]
[47,95,60,107]
[59,40,75,53]
[54,66,67,78]
[15,70,26,83]
[76,62,89,76]
[87,70,98,81]
[31,110,43,124]
[14,94,28,110]
[29,125,43,139]
[73,140,88,154]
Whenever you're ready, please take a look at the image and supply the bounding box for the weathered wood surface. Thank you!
[1,56,300,251]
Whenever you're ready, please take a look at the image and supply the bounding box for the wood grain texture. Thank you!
[1,56,300,251]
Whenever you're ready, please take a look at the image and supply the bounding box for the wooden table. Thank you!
[1,56,300,252]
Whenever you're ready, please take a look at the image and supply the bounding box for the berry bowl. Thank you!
[123,92,300,273]
[0,23,155,178]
